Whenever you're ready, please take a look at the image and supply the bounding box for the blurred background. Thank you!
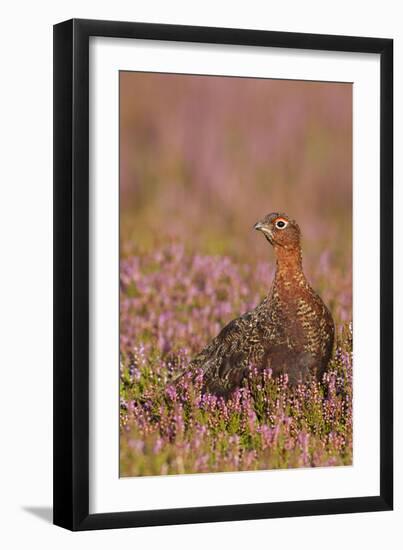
[120,72,352,317]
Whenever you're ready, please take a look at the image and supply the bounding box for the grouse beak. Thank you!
[254,221,274,243]
[254,221,271,235]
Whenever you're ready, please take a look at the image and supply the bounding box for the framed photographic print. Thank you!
[53,19,393,530]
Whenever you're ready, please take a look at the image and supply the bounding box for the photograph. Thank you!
[0,0,396,539]
[119,71,353,477]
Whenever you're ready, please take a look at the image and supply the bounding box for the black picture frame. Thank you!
[53,18,393,531]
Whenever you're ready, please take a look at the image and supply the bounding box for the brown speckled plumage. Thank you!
[182,213,334,396]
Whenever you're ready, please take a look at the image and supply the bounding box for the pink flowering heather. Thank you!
[120,244,352,476]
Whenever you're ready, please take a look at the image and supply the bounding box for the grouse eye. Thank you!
[275,219,288,229]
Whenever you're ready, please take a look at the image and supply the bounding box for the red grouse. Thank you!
[180,213,334,396]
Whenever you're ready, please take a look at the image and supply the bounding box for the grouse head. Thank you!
[254,212,301,252]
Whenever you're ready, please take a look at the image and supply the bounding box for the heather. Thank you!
[120,244,352,476]
[119,73,352,476]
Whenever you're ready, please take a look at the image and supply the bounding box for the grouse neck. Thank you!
[273,245,304,282]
